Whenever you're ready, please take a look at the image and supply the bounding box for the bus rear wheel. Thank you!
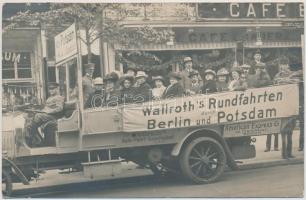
[179,137,226,184]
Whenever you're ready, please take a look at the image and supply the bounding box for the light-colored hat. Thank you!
[241,64,251,69]
[217,68,229,76]
[152,76,164,82]
[183,56,192,63]
[93,77,104,85]
[204,69,216,77]
[135,71,148,79]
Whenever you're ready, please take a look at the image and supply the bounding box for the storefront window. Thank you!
[2,52,32,80]
[56,58,78,101]
[58,65,67,99]
[68,58,78,101]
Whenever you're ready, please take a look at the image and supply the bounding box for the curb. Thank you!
[237,157,304,171]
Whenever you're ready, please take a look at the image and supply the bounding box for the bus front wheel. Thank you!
[179,137,226,184]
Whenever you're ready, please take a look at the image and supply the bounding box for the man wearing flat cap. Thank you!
[82,63,95,106]
[181,56,202,92]
[28,82,65,146]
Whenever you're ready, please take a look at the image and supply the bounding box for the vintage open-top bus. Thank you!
[2,23,302,196]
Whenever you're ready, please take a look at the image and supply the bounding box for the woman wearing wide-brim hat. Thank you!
[202,69,217,94]
[162,72,184,99]
[216,67,230,92]
[120,74,135,104]
[152,75,166,100]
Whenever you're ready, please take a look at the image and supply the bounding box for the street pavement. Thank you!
[43,164,304,198]
[13,130,304,194]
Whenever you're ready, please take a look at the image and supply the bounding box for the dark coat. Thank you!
[162,82,185,99]
[247,71,272,88]
[216,81,229,92]
[202,80,217,94]
[105,89,121,107]
[121,87,135,104]
[134,82,152,103]
[85,90,105,108]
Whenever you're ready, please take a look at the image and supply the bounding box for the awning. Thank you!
[115,41,301,51]
[115,42,237,51]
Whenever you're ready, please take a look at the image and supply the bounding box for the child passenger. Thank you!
[216,68,230,92]
[202,69,217,94]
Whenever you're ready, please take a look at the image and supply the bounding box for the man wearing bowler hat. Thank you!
[27,82,65,146]
[163,72,185,99]
[82,63,95,106]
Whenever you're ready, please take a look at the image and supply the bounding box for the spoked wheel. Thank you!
[2,170,13,197]
[179,137,226,184]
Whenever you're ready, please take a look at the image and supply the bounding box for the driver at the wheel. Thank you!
[27,82,64,146]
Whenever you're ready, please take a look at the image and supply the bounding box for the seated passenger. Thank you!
[202,69,217,94]
[85,77,105,108]
[241,64,251,76]
[274,58,295,85]
[120,74,135,104]
[228,67,247,91]
[248,63,272,88]
[181,56,202,91]
[27,82,64,146]
[152,76,166,101]
[216,68,230,92]
[186,70,203,95]
[134,71,152,102]
[163,72,185,99]
[104,73,120,107]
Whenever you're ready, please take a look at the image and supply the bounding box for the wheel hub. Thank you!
[200,156,210,164]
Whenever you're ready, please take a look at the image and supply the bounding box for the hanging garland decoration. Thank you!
[118,49,237,73]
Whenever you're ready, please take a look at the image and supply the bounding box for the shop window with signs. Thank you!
[2,52,32,80]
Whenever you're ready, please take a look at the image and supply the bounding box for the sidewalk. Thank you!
[14,130,304,191]
[237,130,304,169]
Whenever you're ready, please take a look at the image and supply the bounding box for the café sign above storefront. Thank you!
[198,3,304,19]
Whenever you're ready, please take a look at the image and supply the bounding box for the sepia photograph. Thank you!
[1,1,305,198]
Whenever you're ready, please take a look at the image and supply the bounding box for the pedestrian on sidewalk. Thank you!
[281,118,296,159]
[264,133,279,152]
[299,80,304,151]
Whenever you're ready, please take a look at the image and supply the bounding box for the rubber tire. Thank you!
[2,170,13,197]
[179,137,226,184]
